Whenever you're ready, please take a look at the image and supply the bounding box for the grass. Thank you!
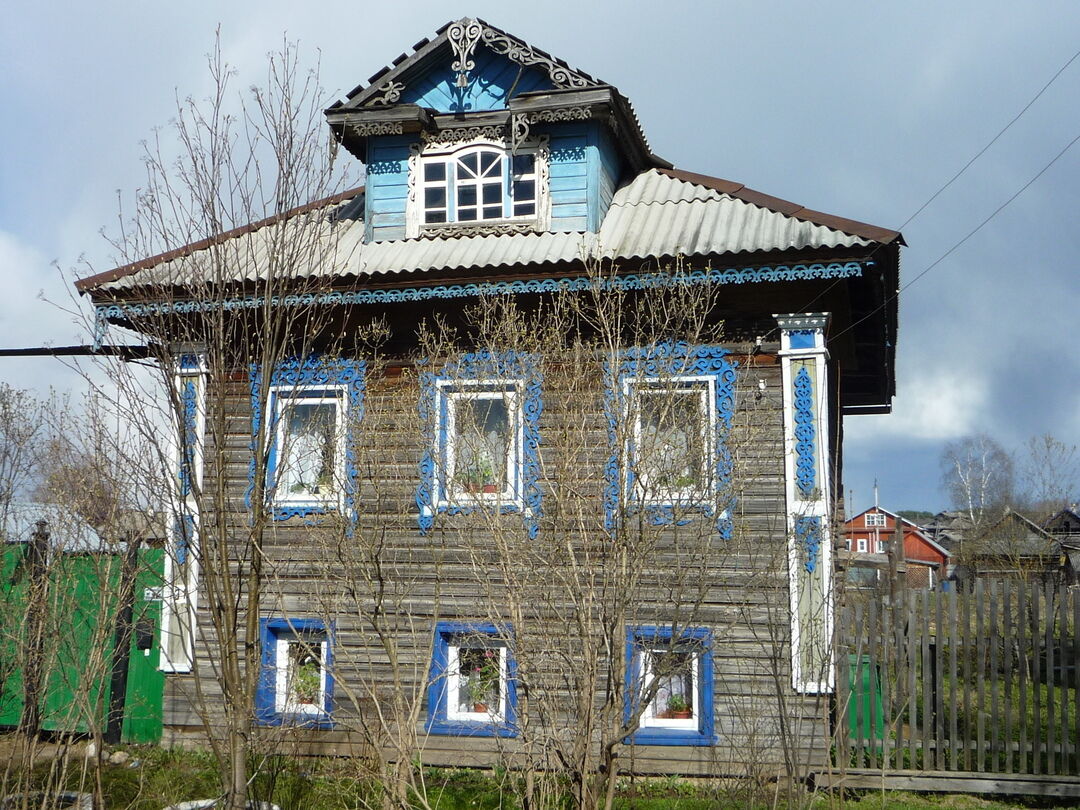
[9,745,1080,810]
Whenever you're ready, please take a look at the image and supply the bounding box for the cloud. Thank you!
[0,230,90,396]
[847,362,987,443]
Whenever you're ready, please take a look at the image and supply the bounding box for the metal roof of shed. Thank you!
[77,169,900,293]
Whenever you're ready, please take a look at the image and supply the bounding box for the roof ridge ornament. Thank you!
[448,18,483,88]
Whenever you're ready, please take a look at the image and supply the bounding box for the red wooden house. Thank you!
[843,507,951,589]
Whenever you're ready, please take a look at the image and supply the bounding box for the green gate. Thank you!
[0,544,165,743]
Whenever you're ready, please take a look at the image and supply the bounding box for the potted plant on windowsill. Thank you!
[460,459,497,494]
[481,460,497,494]
[468,650,500,713]
[292,657,321,706]
[665,694,692,719]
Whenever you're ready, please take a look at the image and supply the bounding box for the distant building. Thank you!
[926,507,1068,584]
[843,507,950,589]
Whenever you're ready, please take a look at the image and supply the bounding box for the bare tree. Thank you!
[0,384,44,525]
[75,35,356,810]
[1017,433,1079,517]
[940,433,1014,543]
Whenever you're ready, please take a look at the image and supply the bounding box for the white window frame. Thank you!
[875,538,886,554]
[865,512,886,527]
[446,643,508,724]
[274,630,330,717]
[623,375,716,506]
[437,379,524,510]
[637,645,701,731]
[409,138,549,236]
[268,386,347,508]
[857,537,868,553]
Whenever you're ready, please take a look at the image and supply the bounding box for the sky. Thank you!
[1,2,1078,514]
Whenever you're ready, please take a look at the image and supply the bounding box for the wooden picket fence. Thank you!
[836,581,1080,778]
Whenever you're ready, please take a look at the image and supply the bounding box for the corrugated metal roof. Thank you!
[79,169,890,293]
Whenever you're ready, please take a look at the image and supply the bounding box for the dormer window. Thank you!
[410,139,548,236]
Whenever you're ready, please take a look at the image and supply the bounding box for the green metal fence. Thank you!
[0,543,164,743]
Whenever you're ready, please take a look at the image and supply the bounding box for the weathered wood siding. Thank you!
[163,342,833,778]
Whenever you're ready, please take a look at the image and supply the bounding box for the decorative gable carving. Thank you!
[336,18,601,112]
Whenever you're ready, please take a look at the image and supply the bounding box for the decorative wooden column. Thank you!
[777,313,834,693]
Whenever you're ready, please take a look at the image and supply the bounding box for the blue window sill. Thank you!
[629,728,716,747]
[426,718,517,738]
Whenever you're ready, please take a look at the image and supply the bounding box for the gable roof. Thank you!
[77,168,897,293]
[844,507,950,558]
[331,18,604,112]
[660,170,903,246]
[976,507,1060,558]
[324,18,662,170]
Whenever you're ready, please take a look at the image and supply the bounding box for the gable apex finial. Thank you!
[447,17,483,88]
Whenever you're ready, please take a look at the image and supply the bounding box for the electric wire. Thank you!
[830,125,1080,343]
[796,44,1080,314]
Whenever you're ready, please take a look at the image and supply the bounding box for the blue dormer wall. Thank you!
[365,134,412,242]
[362,122,625,242]
[547,121,624,232]
[403,48,552,113]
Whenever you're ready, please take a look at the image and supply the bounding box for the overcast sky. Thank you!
[2,2,1078,513]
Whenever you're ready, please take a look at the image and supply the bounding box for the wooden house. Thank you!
[928,507,1068,585]
[842,507,950,589]
[1045,507,1080,584]
[73,19,902,778]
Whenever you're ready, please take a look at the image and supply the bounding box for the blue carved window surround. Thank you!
[426,621,518,738]
[625,626,715,747]
[604,343,736,535]
[796,515,823,574]
[793,366,817,499]
[178,376,199,497]
[249,356,366,521]
[256,617,334,729]
[416,350,542,538]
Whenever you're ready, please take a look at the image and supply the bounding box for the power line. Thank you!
[895,46,1080,234]
[831,125,1080,343]
[798,44,1080,314]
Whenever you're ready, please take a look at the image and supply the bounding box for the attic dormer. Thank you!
[325,18,669,242]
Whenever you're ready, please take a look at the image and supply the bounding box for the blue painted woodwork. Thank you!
[93,262,869,341]
[178,378,198,498]
[416,351,542,538]
[402,46,552,113]
[595,125,621,225]
[173,513,194,567]
[365,135,412,242]
[796,516,823,574]
[256,617,334,729]
[604,343,737,536]
[248,356,366,522]
[788,329,817,350]
[178,354,201,371]
[624,626,716,746]
[545,121,624,231]
[793,366,817,499]
[426,621,518,738]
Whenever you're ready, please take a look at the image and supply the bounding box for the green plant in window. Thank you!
[466,649,500,708]
[290,649,322,705]
[666,694,689,714]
